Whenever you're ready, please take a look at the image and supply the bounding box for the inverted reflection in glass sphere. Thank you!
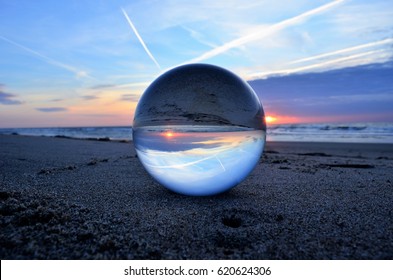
[133,64,266,196]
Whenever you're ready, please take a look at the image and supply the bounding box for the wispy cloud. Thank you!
[247,49,391,79]
[120,93,140,102]
[329,93,393,103]
[0,35,92,79]
[180,25,217,48]
[36,107,68,112]
[290,38,393,64]
[186,0,345,63]
[89,84,116,90]
[50,98,64,102]
[121,8,161,69]
[270,93,393,108]
[77,113,118,118]
[81,95,99,101]
[89,82,150,90]
[0,84,23,105]
[113,82,150,89]
[0,91,23,105]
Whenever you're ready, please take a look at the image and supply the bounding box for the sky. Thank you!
[0,0,393,128]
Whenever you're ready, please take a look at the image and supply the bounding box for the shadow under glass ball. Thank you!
[133,64,266,196]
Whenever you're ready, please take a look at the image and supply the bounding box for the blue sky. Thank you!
[0,0,393,127]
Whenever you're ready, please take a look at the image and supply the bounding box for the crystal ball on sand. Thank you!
[133,64,266,196]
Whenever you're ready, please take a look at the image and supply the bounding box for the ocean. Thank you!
[0,123,392,144]
[267,123,393,143]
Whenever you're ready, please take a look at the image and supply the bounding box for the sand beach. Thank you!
[0,134,392,259]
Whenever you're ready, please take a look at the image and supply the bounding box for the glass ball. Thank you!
[133,64,266,196]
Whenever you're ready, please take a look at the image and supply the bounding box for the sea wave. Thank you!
[267,123,393,143]
[1,123,392,143]
[0,126,133,141]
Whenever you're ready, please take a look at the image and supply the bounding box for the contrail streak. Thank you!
[186,0,345,64]
[121,8,161,69]
[0,35,91,79]
[290,38,393,64]
[215,155,226,172]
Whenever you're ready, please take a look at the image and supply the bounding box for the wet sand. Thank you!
[0,134,392,259]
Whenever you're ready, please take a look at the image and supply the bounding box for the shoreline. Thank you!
[1,134,392,259]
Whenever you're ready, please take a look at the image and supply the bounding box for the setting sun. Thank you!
[265,116,277,124]
[164,131,174,138]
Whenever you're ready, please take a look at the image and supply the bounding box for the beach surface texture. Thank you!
[1,135,392,259]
